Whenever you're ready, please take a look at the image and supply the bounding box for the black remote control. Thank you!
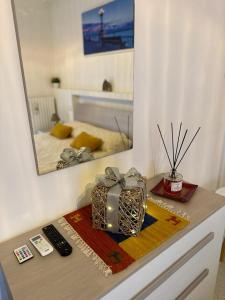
[42,224,72,256]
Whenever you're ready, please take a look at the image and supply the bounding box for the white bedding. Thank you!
[34,120,131,174]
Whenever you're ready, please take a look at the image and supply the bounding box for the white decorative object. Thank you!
[51,78,61,89]
[52,82,60,88]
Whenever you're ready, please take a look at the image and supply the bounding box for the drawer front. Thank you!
[175,269,209,300]
[102,208,225,300]
[132,233,214,300]
[140,237,215,300]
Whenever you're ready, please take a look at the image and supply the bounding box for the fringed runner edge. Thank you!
[58,217,112,277]
[149,197,190,221]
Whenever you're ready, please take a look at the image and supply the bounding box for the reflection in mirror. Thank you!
[12,0,134,175]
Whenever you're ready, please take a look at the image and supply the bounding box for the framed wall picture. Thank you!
[82,0,134,55]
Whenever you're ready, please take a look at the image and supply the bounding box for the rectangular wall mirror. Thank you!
[12,0,134,175]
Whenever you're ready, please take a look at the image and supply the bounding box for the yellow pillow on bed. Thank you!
[70,132,102,151]
[50,123,72,139]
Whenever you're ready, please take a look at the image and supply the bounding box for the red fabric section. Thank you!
[64,205,135,273]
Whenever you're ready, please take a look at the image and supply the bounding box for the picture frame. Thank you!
[82,0,134,55]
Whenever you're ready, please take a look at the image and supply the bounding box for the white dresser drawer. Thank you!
[141,232,215,300]
[102,207,225,300]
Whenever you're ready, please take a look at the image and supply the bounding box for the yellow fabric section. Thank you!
[119,200,190,260]
[70,131,103,151]
[50,123,72,139]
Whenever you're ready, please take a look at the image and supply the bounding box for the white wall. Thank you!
[1,0,225,242]
[51,0,134,93]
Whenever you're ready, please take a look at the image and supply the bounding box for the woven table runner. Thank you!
[58,199,189,276]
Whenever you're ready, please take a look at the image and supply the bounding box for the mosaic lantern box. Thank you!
[92,167,147,236]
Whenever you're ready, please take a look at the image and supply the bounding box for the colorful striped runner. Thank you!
[58,199,189,276]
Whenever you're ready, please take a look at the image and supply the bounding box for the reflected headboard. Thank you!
[74,102,133,139]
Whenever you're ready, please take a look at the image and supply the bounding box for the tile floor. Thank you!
[215,262,225,299]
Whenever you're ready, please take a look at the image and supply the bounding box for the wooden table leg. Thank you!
[220,239,225,261]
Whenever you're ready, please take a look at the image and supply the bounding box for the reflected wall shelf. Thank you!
[54,88,133,101]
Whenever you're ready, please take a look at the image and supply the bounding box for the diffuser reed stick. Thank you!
[157,124,173,169]
[127,115,130,149]
[174,122,182,163]
[174,129,188,166]
[157,123,201,176]
[175,127,201,169]
[171,123,175,168]
[114,116,127,150]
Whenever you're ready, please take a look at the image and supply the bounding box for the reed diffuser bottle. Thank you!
[164,169,183,194]
[157,123,200,194]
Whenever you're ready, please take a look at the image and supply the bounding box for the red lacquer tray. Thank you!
[150,179,198,202]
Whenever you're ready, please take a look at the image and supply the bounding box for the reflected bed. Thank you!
[34,120,131,174]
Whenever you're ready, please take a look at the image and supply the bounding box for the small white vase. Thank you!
[52,82,60,88]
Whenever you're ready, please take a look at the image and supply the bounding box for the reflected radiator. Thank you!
[28,96,55,134]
